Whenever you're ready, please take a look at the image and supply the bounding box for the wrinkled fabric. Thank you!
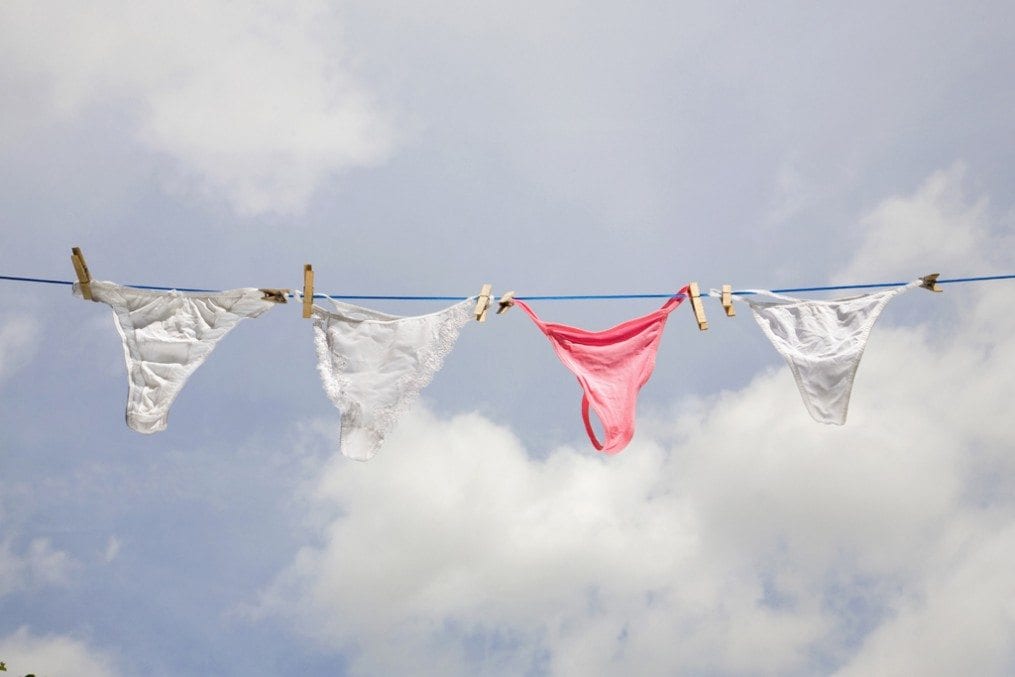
[312,298,473,461]
[513,291,685,453]
[75,280,276,433]
[740,280,920,424]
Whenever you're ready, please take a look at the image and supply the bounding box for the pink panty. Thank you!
[513,290,685,453]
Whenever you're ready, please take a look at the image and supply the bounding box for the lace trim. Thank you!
[312,300,473,453]
[312,313,353,409]
[371,300,472,439]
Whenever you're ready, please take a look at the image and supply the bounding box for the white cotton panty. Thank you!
[311,298,473,461]
[76,280,276,433]
[740,281,919,425]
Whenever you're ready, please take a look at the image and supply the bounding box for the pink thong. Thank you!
[513,290,686,453]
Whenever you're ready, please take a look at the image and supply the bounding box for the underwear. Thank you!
[74,280,277,433]
[736,280,920,424]
[311,297,473,461]
[512,291,686,453]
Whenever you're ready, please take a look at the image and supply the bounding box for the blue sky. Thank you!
[1,2,1014,675]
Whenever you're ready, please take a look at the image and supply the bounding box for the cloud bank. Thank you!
[0,1,395,215]
[0,627,120,677]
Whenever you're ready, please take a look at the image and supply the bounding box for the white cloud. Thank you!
[103,536,121,564]
[0,626,120,677]
[0,538,77,598]
[258,166,1015,675]
[834,520,1015,677]
[835,162,997,283]
[0,1,395,215]
[0,315,39,385]
[766,156,816,224]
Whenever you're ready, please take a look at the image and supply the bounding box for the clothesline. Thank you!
[1,273,1014,300]
[0,247,1006,456]
[60,274,975,456]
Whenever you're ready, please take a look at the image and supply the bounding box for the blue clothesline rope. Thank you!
[1,273,1014,300]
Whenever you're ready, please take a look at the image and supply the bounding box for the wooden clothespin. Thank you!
[720,284,735,317]
[688,282,708,331]
[302,264,314,318]
[259,288,289,303]
[70,246,93,300]
[496,291,515,314]
[920,273,943,292]
[474,283,492,322]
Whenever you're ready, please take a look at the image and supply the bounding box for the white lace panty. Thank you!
[76,280,277,433]
[740,281,919,424]
[311,298,473,460]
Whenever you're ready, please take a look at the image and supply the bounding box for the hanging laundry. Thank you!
[311,298,473,461]
[512,291,686,453]
[74,281,277,433]
[737,280,920,424]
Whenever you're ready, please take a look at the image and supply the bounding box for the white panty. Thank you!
[741,281,919,424]
[311,298,473,460]
[76,281,276,433]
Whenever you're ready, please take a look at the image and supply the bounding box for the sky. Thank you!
[1,1,1014,675]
